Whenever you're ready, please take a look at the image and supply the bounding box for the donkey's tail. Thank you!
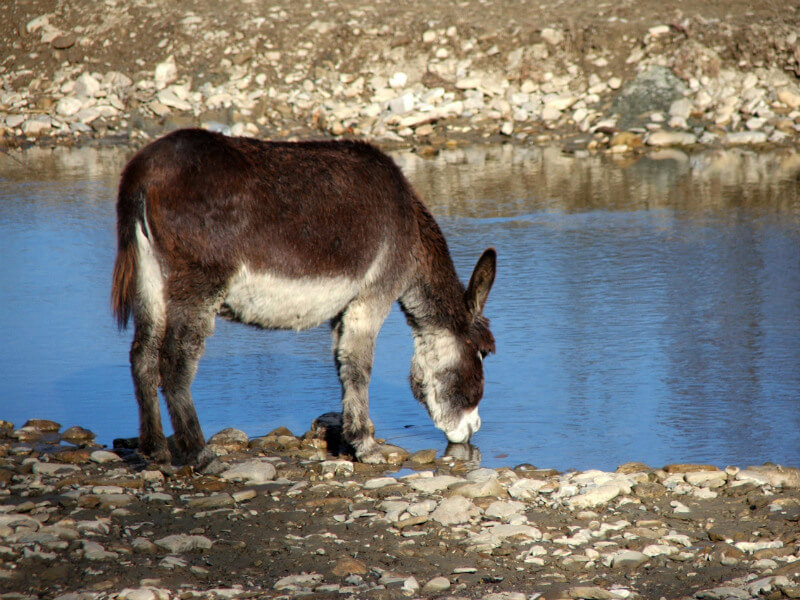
[111,182,146,330]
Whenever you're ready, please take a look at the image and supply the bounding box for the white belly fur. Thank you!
[223,265,360,330]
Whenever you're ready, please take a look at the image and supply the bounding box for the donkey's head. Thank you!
[410,248,497,444]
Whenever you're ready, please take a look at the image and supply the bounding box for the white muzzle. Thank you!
[443,408,481,444]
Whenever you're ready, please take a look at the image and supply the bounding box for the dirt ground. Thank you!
[1,0,799,146]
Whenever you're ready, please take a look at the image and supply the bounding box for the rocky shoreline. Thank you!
[2,0,800,153]
[2,418,799,600]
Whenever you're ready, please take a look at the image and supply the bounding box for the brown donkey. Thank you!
[112,128,496,464]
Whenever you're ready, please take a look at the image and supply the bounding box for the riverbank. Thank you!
[1,418,799,600]
[2,0,800,153]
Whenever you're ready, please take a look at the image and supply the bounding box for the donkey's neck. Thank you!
[399,201,469,335]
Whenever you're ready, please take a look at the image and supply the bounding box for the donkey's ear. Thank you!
[466,247,497,316]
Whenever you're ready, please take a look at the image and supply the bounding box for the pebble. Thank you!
[422,576,451,593]
[1,416,799,600]
[219,459,277,483]
[155,534,213,553]
[430,496,480,525]
[646,130,697,146]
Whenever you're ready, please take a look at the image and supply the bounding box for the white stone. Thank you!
[55,97,83,117]
[430,496,479,525]
[408,475,464,493]
[569,484,622,509]
[389,72,407,89]
[540,27,564,45]
[642,544,678,557]
[74,73,101,98]
[21,116,53,136]
[544,95,578,111]
[777,89,800,109]
[388,93,415,114]
[363,477,398,490]
[646,131,697,146]
[422,577,450,593]
[90,450,121,464]
[5,115,26,128]
[274,573,323,590]
[155,534,213,554]
[669,98,692,119]
[156,88,192,111]
[154,56,178,88]
[507,478,547,499]
[485,500,526,521]
[724,131,768,145]
[684,471,727,488]
[220,459,277,484]
[607,549,648,568]
[648,25,671,37]
[26,15,50,33]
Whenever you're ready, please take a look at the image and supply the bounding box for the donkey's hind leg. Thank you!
[332,296,392,464]
[131,309,169,463]
[158,299,216,464]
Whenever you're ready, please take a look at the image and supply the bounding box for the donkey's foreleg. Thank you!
[332,299,391,464]
[131,317,169,463]
[159,303,214,464]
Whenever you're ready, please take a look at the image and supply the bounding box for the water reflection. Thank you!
[0,143,798,471]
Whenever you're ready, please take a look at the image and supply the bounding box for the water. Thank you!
[1,143,799,471]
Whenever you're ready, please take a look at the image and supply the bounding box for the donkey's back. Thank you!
[113,128,496,465]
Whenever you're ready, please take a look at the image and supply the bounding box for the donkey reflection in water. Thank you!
[112,128,496,464]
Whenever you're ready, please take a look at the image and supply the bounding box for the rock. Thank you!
[51,33,76,50]
[422,576,450,593]
[569,484,623,508]
[331,557,367,576]
[741,465,800,488]
[430,496,479,525]
[450,477,505,498]
[669,98,692,120]
[60,426,95,443]
[32,461,81,476]
[408,449,437,465]
[611,66,687,128]
[569,587,620,600]
[777,89,800,109]
[646,130,697,146]
[55,97,83,118]
[208,428,249,452]
[685,471,727,488]
[273,573,323,590]
[363,477,398,490]
[485,500,526,521]
[378,444,409,464]
[724,131,768,145]
[408,475,464,493]
[219,459,277,483]
[156,88,192,112]
[607,550,648,568]
[90,450,121,464]
[82,540,118,561]
[74,73,101,98]
[187,493,235,510]
[117,589,169,600]
[154,56,178,88]
[507,478,548,499]
[540,27,564,46]
[155,534,213,553]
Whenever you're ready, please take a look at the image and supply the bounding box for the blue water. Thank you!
[1,144,799,471]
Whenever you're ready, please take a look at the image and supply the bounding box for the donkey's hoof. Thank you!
[141,447,171,464]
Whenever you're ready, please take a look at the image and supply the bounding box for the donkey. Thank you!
[111,128,496,464]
